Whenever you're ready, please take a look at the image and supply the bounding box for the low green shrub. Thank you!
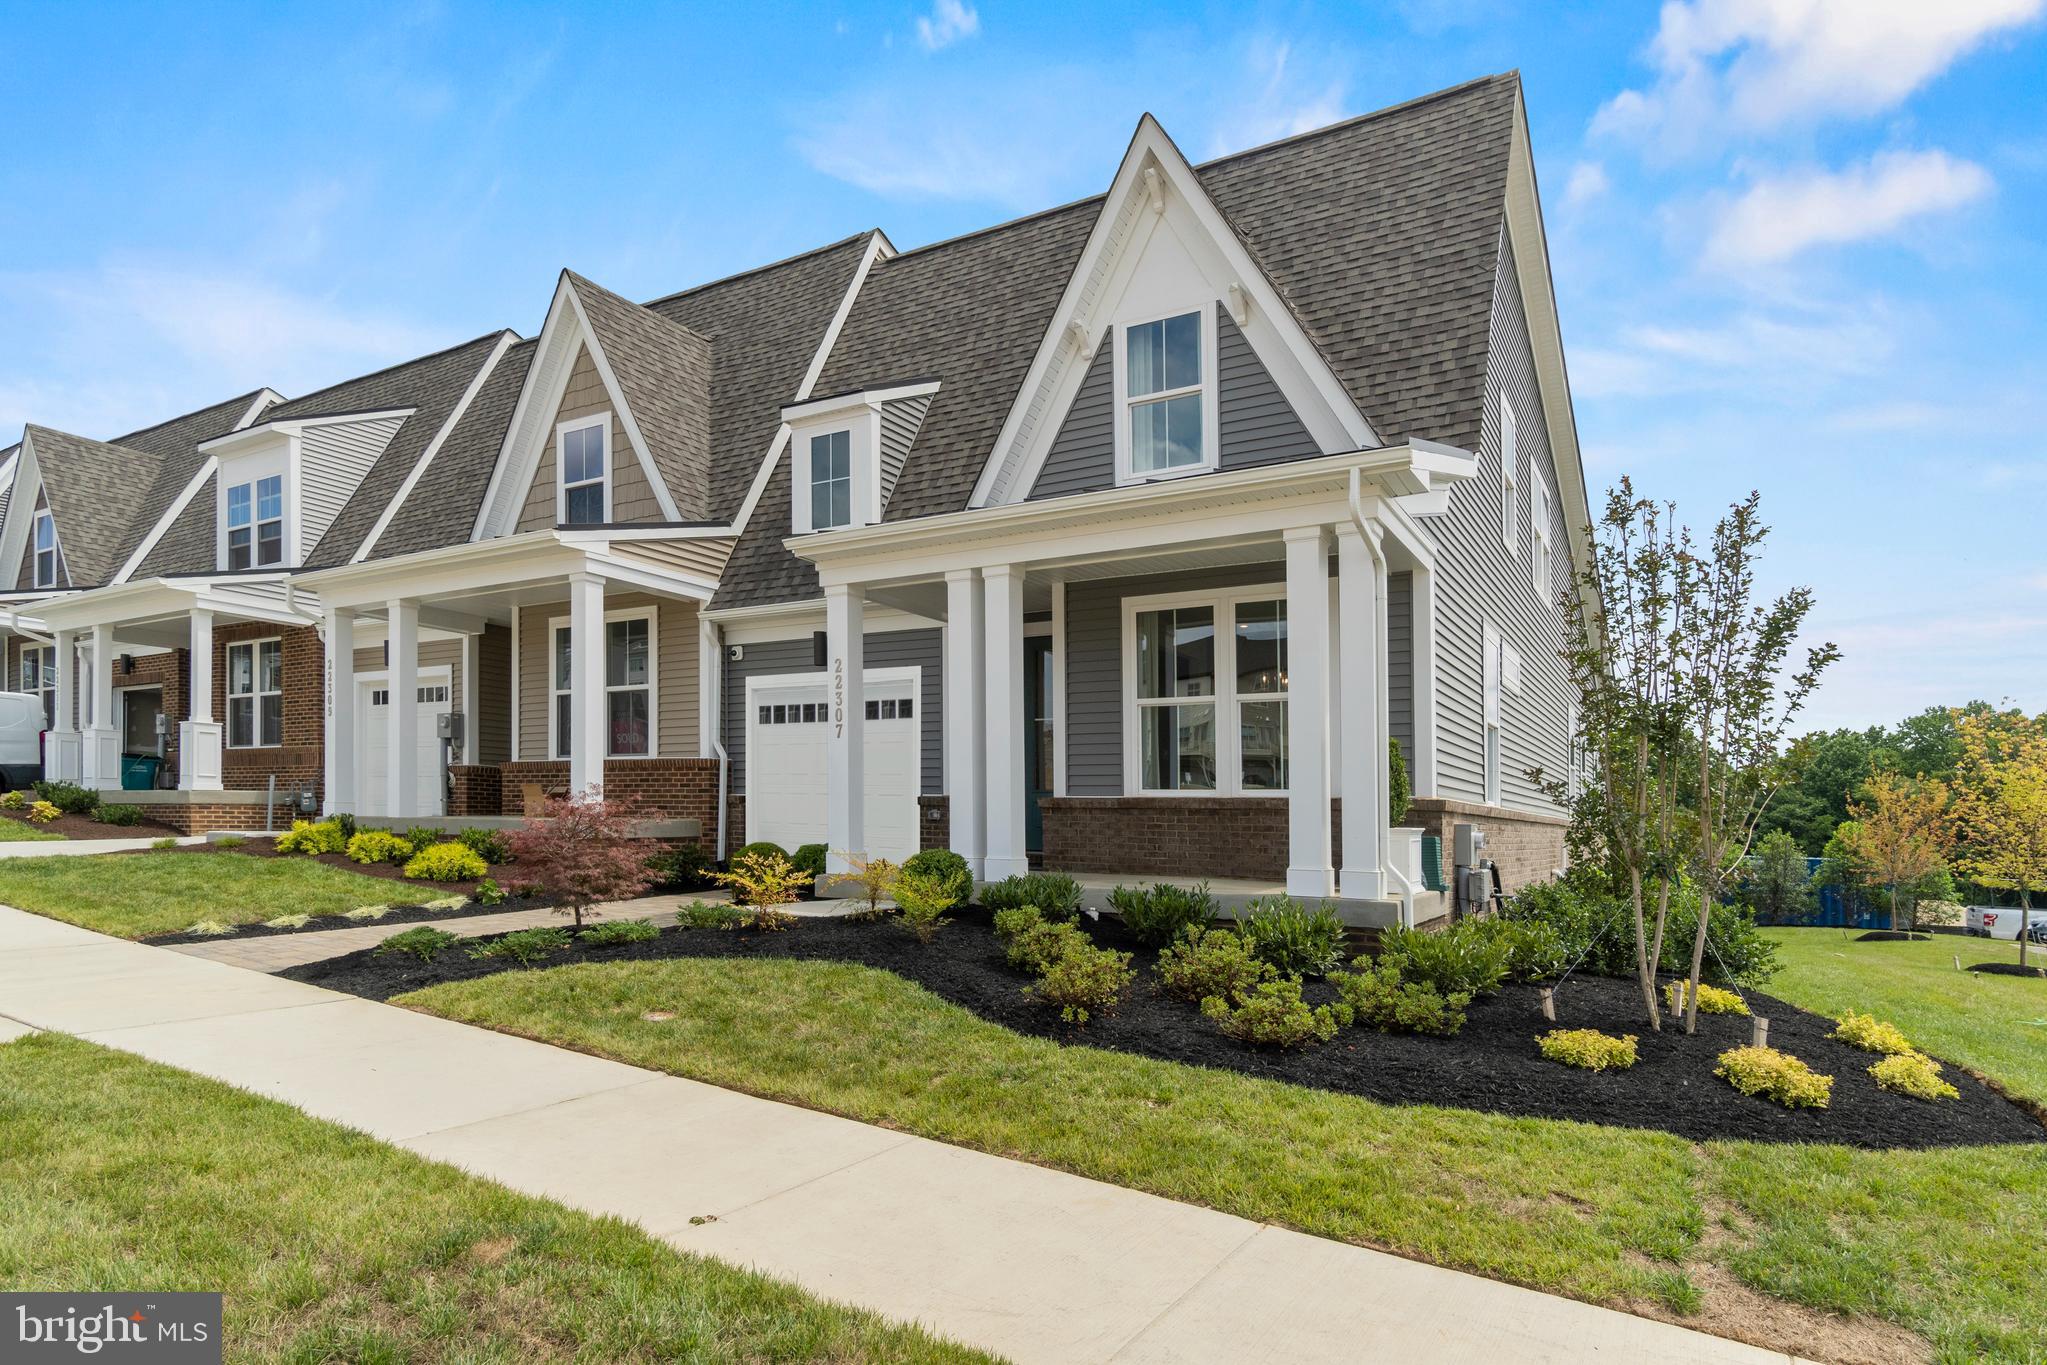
[24,800,58,824]
[1156,927,1274,1006]
[981,872,1084,922]
[1715,1045,1832,1109]
[183,919,234,936]
[1378,922,1511,997]
[263,914,310,930]
[647,844,716,891]
[457,827,514,866]
[150,837,179,852]
[401,825,442,855]
[1501,868,1780,987]
[731,840,789,867]
[95,803,142,827]
[1236,895,1345,977]
[1869,1052,1959,1101]
[748,905,798,932]
[1201,978,1340,1048]
[1029,941,1134,1025]
[890,869,958,943]
[902,849,973,903]
[997,908,1089,973]
[376,926,463,962]
[403,841,488,883]
[1469,917,1569,982]
[346,830,415,866]
[580,918,661,946]
[1329,960,1469,1036]
[474,877,508,905]
[1667,980,1750,1018]
[468,926,572,963]
[330,813,358,840]
[789,843,829,878]
[275,819,348,856]
[1109,881,1216,947]
[33,779,98,815]
[1830,1009,1916,1055]
[0,789,25,809]
[213,835,246,850]
[678,901,747,931]
[343,905,391,922]
[1537,1028,1638,1071]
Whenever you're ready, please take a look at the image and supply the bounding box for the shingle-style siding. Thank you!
[879,394,932,511]
[516,344,664,530]
[1216,310,1322,469]
[1428,233,1571,815]
[1063,562,1288,796]
[476,624,512,766]
[566,272,713,520]
[720,628,943,797]
[1028,335,1112,500]
[514,592,700,761]
[14,489,61,591]
[1388,569,1413,765]
[300,414,406,557]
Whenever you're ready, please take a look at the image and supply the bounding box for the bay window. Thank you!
[1118,306,1214,481]
[552,611,654,758]
[1128,585,1289,795]
[227,639,283,747]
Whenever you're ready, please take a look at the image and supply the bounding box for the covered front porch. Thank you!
[791,443,1473,927]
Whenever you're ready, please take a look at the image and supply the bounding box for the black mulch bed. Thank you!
[1855,930,1931,942]
[1969,961,2047,979]
[0,808,183,840]
[141,896,553,946]
[284,908,2047,1151]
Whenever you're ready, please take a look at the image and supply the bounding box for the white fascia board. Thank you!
[555,524,735,543]
[113,455,218,584]
[0,435,42,589]
[235,389,287,430]
[199,408,417,454]
[781,379,939,424]
[560,285,685,523]
[475,282,581,540]
[583,553,719,602]
[354,330,520,563]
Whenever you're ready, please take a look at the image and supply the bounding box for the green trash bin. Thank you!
[120,755,161,791]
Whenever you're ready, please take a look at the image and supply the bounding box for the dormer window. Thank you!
[558,416,609,525]
[226,475,284,570]
[809,431,852,531]
[1115,305,1216,484]
[32,509,58,588]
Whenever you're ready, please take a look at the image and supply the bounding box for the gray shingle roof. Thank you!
[370,338,536,560]
[712,74,1521,611]
[21,425,165,587]
[565,272,713,520]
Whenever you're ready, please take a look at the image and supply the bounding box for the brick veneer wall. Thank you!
[1403,797,1568,893]
[448,765,504,818]
[918,795,949,851]
[498,759,719,845]
[213,622,325,804]
[139,801,288,835]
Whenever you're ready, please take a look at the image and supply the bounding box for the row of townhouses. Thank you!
[0,73,1585,923]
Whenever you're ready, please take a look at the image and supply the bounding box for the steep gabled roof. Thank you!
[20,425,165,587]
[564,272,713,520]
[369,338,536,560]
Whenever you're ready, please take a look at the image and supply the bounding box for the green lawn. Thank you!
[0,851,435,937]
[0,1031,984,1363]
[0,822,65,842]
[406,950,2047,1363]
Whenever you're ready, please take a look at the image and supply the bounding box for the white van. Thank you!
[1965,904,2047,940]
[0,691,43,791]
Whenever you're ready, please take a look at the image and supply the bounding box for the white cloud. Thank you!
[1572,305,1899,400]
[1703,149,1993,267]
[1595,0,2043,149]
[1204,38,1348,158]
[915,0,979,52]
[1563,161,1610,208]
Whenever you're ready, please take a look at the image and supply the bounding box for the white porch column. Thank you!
[824,582,865,875]
[566,573,605,801]
[1410,561,1438,798]
[1284,528,1334,898]
[982,564,1028,880]
[180,610,222,791]
[387,598,420,816]
[943,569,986,878]
[1338,526,1385,900]
[47,628,80,781]
[323,607,356,814]
[83,624,118,788]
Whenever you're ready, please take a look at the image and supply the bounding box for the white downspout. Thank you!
[1349,469,1417,929]
[703,617,730,861]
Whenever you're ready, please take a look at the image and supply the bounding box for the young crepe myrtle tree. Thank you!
[1843,770,1950,935]
[1950,708,2047,970]
[504,793,659,930]
[1673,492,1836,1033]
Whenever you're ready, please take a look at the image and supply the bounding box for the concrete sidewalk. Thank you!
[0,835,206,857]
[0,905,1801,1365]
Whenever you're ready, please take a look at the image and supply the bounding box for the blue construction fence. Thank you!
[1756,856,1892,930]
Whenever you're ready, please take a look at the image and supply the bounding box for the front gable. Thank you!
[974,115,1378,509]
[514,343,666,530]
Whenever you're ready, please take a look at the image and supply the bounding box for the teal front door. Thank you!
[1024,635,1054,855]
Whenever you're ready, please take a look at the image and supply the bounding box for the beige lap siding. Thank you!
[475,624,512,765]
[514,593,700,761]
[515,344,663,530]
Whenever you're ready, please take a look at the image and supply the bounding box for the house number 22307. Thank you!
[832,658,845,738]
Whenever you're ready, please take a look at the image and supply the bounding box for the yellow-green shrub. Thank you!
[345,830,415,865]
[1715,1045,1832,1109]
[1830,1009,1916,1056]
[1869,1052,1959,1101]
[24,800,60,824]
[1537,1028,1638,1071]
[0,789,25,810]
[276,819,347,855]
[402,841,488,882]
[1665,980,1748,1016]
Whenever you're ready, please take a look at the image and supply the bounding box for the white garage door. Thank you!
[747,668,920,864]
[357,671,452,817]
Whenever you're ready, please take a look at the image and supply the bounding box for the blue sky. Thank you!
[1,0,2042,731]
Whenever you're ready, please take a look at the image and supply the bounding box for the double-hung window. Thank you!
[21,644,54,727]
[559,418,607,525]
[31,510,57,588]
[1500,399,1520,552]
[1532,471,1552,603]
[227,639,283,747]
[1482,623,1503,806]
[1122,310,1207,478]
[226,476,284,569]
[809,430,851,531]
[1130,588,1289,795]
[552,613,653,758]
